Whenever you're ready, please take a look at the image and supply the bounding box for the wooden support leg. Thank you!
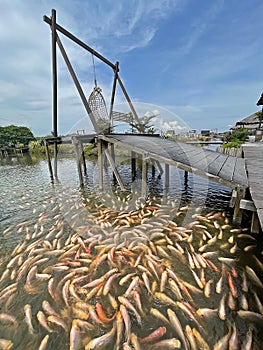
[54,141,58,179]
[103,145,125,191]
[233,187,246,224]
[141,155,147,198]
[164,163,169,196]
[155,160,163,179]
[44,140,54,181]
[251,212,260,234]
[73,140,84,187]
[152,160,156,178]
[131,151,136,181]
[110,143,116,182]
[98,139,103,190]
[80,142,87,176]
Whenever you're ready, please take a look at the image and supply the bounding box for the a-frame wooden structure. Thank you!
[43,9,144,188]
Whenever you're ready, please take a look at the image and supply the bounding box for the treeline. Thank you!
[0,125,36,148]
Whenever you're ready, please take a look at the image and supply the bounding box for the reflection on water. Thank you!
[0,155,262,349]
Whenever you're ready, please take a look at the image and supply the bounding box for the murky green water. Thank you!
[0,154,262,349]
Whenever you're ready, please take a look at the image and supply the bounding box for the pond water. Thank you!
[0,153,262,349]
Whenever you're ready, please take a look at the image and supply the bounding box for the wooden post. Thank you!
[164,163,169,195]
[141,155,147,198]
[233,187,246,224]
[251,212,260,234]
[155,160,163,179]
[73,139,84,186]
[80,142,87,176]
[109,61,119,130]
[51,9,58,178]
[44,140,54,180]
[131,151,136,181]
[98,139,103,190]
[110,143,116,182]
[152,160,156,178]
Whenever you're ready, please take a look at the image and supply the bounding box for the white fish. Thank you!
[85,324,116,350]
[24,304,35,334]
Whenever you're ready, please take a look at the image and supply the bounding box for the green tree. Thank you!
[0,125,36,148]
[129,114,156,134]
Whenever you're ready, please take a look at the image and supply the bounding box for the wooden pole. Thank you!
[80,142,87,176]
[152,160,156,178]
[117,75,144,133]
[55,34,99,133]
[141,155,147,198]
[98,139,103,190]
[233,187,245,224]
[110,143,116,182]
[73,138,84,186]
[44,14,117,70]
[131,151,136,181]
[51,9,58,178]
[44,140,54,180]
[164,163,169,195]
[109,61,119,130]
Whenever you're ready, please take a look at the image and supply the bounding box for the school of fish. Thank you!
[0,188,263,349]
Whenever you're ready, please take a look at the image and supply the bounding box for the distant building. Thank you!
[188,129,197,138]
[200,130,211,137]
[166,129,175,135]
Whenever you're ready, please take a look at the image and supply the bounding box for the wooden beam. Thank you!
[80,142,87,176]
[73,138,84,186]
[55,34,99,133]
[141,155,147,198]
[239,199,257,212]
[103,145,126,191]
[251,212,260,234]
[44,140,54,180]
[116,75,144,133]
[51,9,58,138]
[98,139,103,190]
[131,151,136,181]
[43,13,117,70]
[233,187,246,224]
[109,61,119,129]
[164,163,169,195]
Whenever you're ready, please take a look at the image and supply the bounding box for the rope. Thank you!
[92,52,97,88]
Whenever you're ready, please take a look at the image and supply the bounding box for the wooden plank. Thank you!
[232,158,248,188]
[218,155,237,182]
[208,153,229,176]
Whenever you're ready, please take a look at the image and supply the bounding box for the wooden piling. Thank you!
[98,139,103,190]
[141,155,147,198]
[233,187,246,224]
[73,139,84,186]
[131,151,136,181]
[164,163,169,195]
[44,140,54,180]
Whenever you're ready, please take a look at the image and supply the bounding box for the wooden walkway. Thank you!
[101,134,248,190]
[242,144,263,229]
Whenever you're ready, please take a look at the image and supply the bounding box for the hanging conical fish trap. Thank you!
[88,86,110,133]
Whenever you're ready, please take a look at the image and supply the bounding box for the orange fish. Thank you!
[228,272,238,298]
[95,302,115,323]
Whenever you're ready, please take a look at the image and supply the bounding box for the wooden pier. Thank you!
[242,144,263,232]
[43,9,262,233]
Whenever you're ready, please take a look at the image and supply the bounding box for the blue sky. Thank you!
[0,0,262,136]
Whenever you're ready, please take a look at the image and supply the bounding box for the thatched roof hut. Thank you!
[231,111,262,131]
